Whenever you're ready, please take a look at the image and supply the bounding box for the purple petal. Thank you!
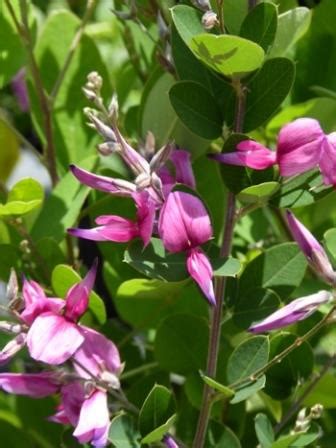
[11,68,29,112]
[21,279,64,325]
[210,141,276,170]
[277,118,324,176]
[70,165,136,196]
[249,290,331,333]
[27,313,84,365]
[163,435,180,448]
[73,389,110,447]
[170,150,196,188]
[65,260,97,321]
[0,333,27,365]
[73,327,121,381]
[60,382,86,426]
[114,126,150,176]
[159,191,212,252]
[186,247,215,305]
[133,191,156,246]
[319,133,336,186]
[286,211,324,257]
[0,372,60,397]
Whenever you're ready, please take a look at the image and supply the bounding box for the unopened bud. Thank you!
[19,240,31,254]
[202,10,219,29]
[135,172,151,190]
[88,114,117,142]
[310,404,323,419]
[6,269,18,305]
[100,370,120,390]
[98,142,121,156]
[192,0,211,11]
[108,94,119,121]
[310,249,336,286]
[87,71,103,91]
[82,87,97,102]
[150,143,173,172]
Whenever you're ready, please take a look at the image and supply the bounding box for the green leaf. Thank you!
[140,68,210,158]
[270,170,331,208]
[0,244,20,281]
[30,10,112,172]
[169,81,223,139]
[190,34,264,78]
[213,257,242,277]
[31,156,96,242]
[154,314,209,374]
[231,376,266,404]
[237,182,280,204]
[0,116,19,182]
[243,58,295,132]
[239,243,307,298]
[324,228,336,263]
[200,372,235,399]
[0,8,25,88]
[233,288,281,330]
[240,2,278,52]
[270,423,320,448]
[0,178,43,217]
[255,413,274,448]
[51,264,106,325]
[35,238,66,275]
[269,7,311,58]
[303,373,336,409]
[223,0,248,35]
[170,5,204,47]
[209,423,242,448]
[108,413,140,447]
[139,385,175,443]
[227,336,269,384]
[265,333,314,400]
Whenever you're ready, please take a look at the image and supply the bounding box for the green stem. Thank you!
[193,80,245,448]
[121,362,159,380]
[274,353,336,435]
[216,0,225,33]
[50,0,97,102]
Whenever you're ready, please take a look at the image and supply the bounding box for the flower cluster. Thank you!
[0,262,122,447]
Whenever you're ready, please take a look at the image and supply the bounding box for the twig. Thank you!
[5,0,58,186]
[50,0,97,102]
[216,0,225,33]
[274,353,336,435]
[193,80,246,448]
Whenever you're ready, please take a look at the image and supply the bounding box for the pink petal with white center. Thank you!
[186,247,215,305]
[73,327,121,381]
[65,260,97,322]
[170,150,196,188]
[133,191,156,246]
[27,313,84,365]
[73,389,110,447]
[159,191,212,252]
[70,165,136,196]
[0,333,27,365]
[319,132,336,186]
[277,118,324,176]
[0,372,60,397]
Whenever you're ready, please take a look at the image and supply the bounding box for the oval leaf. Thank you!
[190,34,264,78]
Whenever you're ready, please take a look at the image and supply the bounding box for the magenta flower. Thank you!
[27,261,97,365]
[0,278,64,365]
[159,149,196,195]
[163,435,180,448]
[158,191,215,304]
[249,290,331,333]
[0,372,60,397]
[68,191,156,247]
[211,118,336,186]
[286,211,336,285]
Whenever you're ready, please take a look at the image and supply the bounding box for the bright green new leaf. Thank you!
[190,34,264,78]
[170,5,204,46]
[237,182,280,204]
[51,264,106,325]
[199,372,235,399]
[270,423,320,447]
[269,7,311,58]
[0,178,43,217]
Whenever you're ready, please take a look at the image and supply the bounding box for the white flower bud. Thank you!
[202,10,219,30]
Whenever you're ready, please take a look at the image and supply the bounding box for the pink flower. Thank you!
[27,261,98,365]
[211,118,336,186]
[249,290,331,333]
[159,191,215,304]
[0,372,60,397]
[68,191,156,247]
[286,211,336,285]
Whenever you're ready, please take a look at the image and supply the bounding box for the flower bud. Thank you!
[97,142,121,156]
[202,10,219,30]
[310,403,323,419]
